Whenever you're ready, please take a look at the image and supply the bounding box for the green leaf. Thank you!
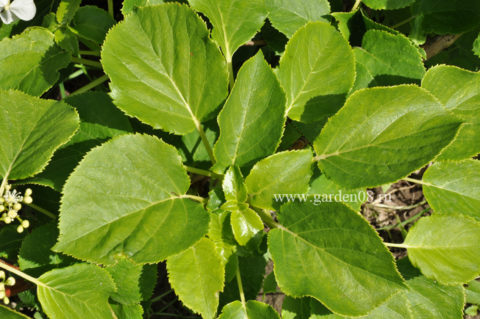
[421,160,480,220]
[0,305,30,318]
[0,28,70,96]
[245,150,313,210]
[421,65,480,160]
[18,223,74,277]
[72,6,115,46]
[167,238,224,319]
[111,304,143,319]
[102,4,228,135]
[474,33,480,58]
[0,90,79,180]
[277,22,355,122]
[27,92,133,191]
[106,258,142,305]
[56,0,82,25]
[404,215,480,285]
[314,85,462,189]
[139,264,158,301]
[213,52,285,171]
[122,0,165,16]
[189,0,267,61]
[282,296,311,319]
[362,0,415,10]
[466,280,480,305]
[412,0,480,35]
[56,134,209,264]
[266,0,330,38]
[308,175,367,212]
[223,166,248,203]
[55,27,79,55]
[218,300,280,319]
[354,30,425,86]
[37,264,116,319]
[230,206,264,246]
[269,201,405,316]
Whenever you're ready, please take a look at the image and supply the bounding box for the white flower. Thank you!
[3,189,23,205]
[0,0,36,24]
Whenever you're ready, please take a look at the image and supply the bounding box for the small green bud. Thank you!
[7,210,17,219]
[17,225,24,233]
[0,291,5,300]
[0,205,4,212]
[13,203,21,211]
[5,277,15,287]
[3,296,9,304]
[0,282,4,290]
[5,185,10,191]
[0,271,5,280]
[25,188,32,196]
[4,217,12,224]
[23,196,32,204]
[0,198,4,203]
[22,220,30,228]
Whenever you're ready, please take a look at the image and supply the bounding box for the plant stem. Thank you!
[25,203,56,219]
[367,200,427,211]
[403,177,432,187]
[392,16,415,29]
[351,0,362,11]
[378,207,429,231]
[181,194,206,204]
[79,50,101,57]
[107,0,114,17]
[184,166,222,179]
[254,208,279,229]
[71,75,109,95]
[227,59,235,89]
[0,261,44,287]
[384,242,409,249]
[236,257,246,307]
[71,57,102,69]
[194,121,216,165]
[0,176,8,197]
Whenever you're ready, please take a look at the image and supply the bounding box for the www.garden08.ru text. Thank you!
[273,190,392,206]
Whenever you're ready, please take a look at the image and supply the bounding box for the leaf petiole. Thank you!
[0,260,44,288]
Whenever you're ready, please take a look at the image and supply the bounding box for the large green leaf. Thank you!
[27,92,133,191]
[404,215,480,285]
[188,0,267,61]
[0,305,30,319]
[412,0,480,35]
[421,65,480,160]
[37,264,116,319]
[362,0,415,10]
[72,6,115,47]
[167,238,225,319]
[269,202,405,316]
[245,150,313,210]
[122,0,165,16]
[0,27,70,96]
[101,4,228,135]
[354,30,425,86]
[0,90,79,180]
[422,160,480,220]
[213,52,285,172]
[55,134,209,264]
[277,22,355,122]
[111,304,143,319]
[266,0,330,38]
[313,85,462,189]
[218,300,280,319]
[106,258,143,305]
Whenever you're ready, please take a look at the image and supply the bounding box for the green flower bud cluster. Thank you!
[0,185,32,233]
[0,270,15,304]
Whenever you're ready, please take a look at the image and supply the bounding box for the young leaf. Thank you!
[37,264,116,319]
[0,90,79,180]
[218,300,280,319]
[466,280,480,305]
[277,22,355,122]
[56,134,209,264]
[56,0,81,25]
[188,0,267,61]
[362,0,415,10]
[72,6,115,47]
[0,28,70,96]
[354,30,425,86]
[245,150,313,210]
[0,305,30,318]
[421,65,480,160]
[101,4,228,135]
[269,201,405,316]
[422,160,480,220]
[404,215,480,285]
[314,85,462,189]
[167,238,225,319]
[213,52,285,172]
[106,258,143,305]
[223,166,248,203]
[110,304,143,319]
[266,0,331,38]
[26,92,133,191]
[230,205,264,246]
